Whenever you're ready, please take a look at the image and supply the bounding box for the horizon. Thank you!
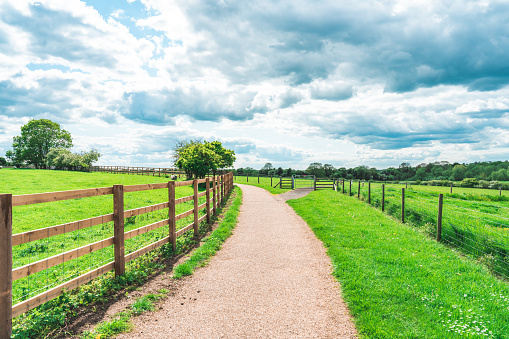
[1,1,509,169]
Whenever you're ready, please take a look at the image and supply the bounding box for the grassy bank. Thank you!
[288,190,509,338]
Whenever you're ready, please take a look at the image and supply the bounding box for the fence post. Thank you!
[406,182,408,189]
[212,176,217,215]
[368,182,371,204]
[113,185,125,277]
[342,180,345,194]
[500,187,502,196]
[247,175,249,182]
[437,194,443,242]
[314,177,316,191]
[401,188,405,223]
[193,179,199,235]
[221,175,225,203]
[450,184,453,194]
[280,177,282,189]
[358,181,361,198]
[168,181,176,251]
[206,178,211,223]
[0,194,12,339]
[382,184,385,212]
[349,180,352,196]
[271,176,273,186]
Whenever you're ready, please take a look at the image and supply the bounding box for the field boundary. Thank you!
[338,179,509,281]
[0,173,234,338]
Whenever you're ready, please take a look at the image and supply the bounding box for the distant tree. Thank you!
[323,164,335,178]
[451,164,467,181]
[11,119,72,169]
[276,167,284,176]
[284,167,293,177]
[46,148,101,171]
[260,162,274,175]
[0,156,6,166]
[306,162,325,177]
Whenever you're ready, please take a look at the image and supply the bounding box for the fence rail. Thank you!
[0,173,234,338]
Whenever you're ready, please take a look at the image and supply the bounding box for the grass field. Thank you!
[1,168,212,305]
[288,190,509,338]
[342,182,509,280]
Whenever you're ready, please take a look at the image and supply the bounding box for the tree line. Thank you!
[235,160,509,182]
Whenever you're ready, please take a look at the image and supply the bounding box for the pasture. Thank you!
[1,169,209,306]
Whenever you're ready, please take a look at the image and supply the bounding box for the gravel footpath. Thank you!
[119,184,357,338]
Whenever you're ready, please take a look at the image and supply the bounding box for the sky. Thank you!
[1,0,509,170]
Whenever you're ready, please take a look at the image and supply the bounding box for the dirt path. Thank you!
[118,184,357,338]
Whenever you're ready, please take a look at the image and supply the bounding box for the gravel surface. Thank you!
[119,184,357,338]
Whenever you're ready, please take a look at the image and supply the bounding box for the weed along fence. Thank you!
[337,180,509,280]
[0,173,234,338]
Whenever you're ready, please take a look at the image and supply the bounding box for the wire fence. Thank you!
[339,180,509,281]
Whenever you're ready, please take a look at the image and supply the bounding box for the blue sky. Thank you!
[1,0,509,169]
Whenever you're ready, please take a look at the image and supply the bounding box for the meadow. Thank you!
[288,190,509,338]
[343,182,509,279]
[1,168,209,305]
[233,175,293,194]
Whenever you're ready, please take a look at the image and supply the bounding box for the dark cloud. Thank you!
[170,1,509,93]
[123,87,259,124]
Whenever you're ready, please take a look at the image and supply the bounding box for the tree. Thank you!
[205,141,236,175]
[0,156,6,166]
[173,140,235,179]
[323,164,335,178]
[306,162,324,177]
[46,148,101,171]
[11,119,72,169]
[260,163,273,175]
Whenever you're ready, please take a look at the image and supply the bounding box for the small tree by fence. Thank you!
[0,173,234,338]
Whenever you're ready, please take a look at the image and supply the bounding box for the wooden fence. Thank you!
[90,166,185,177]
[0,173,234,338]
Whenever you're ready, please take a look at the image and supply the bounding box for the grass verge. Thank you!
[288,190,509,338]
[173,186,242,278]
[12,187,241,339]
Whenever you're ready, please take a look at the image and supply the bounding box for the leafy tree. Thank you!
[323,164,335,178]
[205,141,236,175]
[260,163,273,175]
[46,148,101,171]
[451,164,467,181]
[0,156,7,166]
[285,167,293,177]
[11,119,72,169]
[306,162,325,177]
[276,167,284,176]
[174,140,235,179]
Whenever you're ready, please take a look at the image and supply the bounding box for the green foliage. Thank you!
[11,119,73,169]
[0,156,7,166]
[288,190,509,338]
[46,147,101,171]
[174,140,235,179]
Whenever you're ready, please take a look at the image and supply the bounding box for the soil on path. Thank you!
[118,184,357,338]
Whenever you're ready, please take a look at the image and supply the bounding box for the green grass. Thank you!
[233,175,293,194]
[172,186,242,278]
[288,190,509,338]
[0,169,215,304]
[347,183,509,279]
